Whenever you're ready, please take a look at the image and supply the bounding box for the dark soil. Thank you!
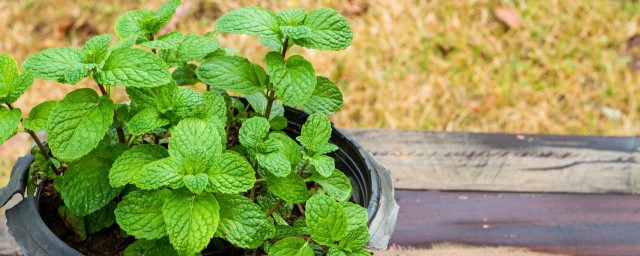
[38,180,133,256]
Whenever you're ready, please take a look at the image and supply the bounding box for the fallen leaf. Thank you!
[494,7,521,29]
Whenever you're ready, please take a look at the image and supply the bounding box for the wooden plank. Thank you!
[0,195,22,256]
[343,129,640,194]
[390,190,640,256]
[376,243,565,256]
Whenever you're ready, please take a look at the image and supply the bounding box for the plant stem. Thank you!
[296,203,305,215]
[267,159,310,218]
[96,83,126,144]
[298,159,310,176]
[5,103,60,175]
[263,37,289,120]
[281,37,289,58]
[263,90,276,120]
[127,135,139,146]
[266,198,283,218]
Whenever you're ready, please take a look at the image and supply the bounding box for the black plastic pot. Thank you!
[0,107,399,255]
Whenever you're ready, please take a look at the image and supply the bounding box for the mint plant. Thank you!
[0,1,369,255]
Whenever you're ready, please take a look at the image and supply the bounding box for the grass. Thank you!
[1,0,640,185]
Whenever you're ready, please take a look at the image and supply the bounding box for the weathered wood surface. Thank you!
[343,129,640,194]
[0,195,22,256]
[390,190,640,256]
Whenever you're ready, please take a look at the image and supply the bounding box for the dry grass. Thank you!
[2,0,640,185]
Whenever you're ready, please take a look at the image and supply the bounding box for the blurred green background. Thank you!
[2,0,640,185]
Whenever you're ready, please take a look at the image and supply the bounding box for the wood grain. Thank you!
[390,190,640,256]
[344,129,640,194]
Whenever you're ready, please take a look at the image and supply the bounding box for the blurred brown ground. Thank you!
[2,0,640,185]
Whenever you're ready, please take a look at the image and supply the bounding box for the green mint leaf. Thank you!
[140,32,184,49]
[326,248,346,256]
[136,157,184,190]
[306,194,347,246]
[296,113,334,155]
[124,238,179,256]
[269,133,301,168]
[127,108,170,136]
[148,0,182,33]
[246,92,284,121]
[315,143,339,156]
[22,47,94,85]
[47,88,114,161]
[259,37,284,51]
[94,47,171,87]
[196,56,263,94]
[114,0,181,40]
[308,155,335,177]
[265,52,316,107]
[0,107,21,144]
[303,76,343,115]
[273,225,303,239]
[216,194,274,248]
[115,9,154,39]
[160,34,220,67]
[163,190,220,256]
[129,82,204,123]
[57,205,88,240]
[239,116,270,149]
[4,73,34,104]
[267,172,308,203]
[0,54,34,103]
[201,47,238,62]
[310,169,351,202]
[338,226,369,251]
[0,54,18,98]
[281,26,311,40]
[189,91,227,125]
[166,87,204,123]
[206,152,255,194]
[215,7,279,38]
[113,36,140,50]
[109,144,169,188]
[277,9,307,26]
[23,100,57,131]
[269,116,288,130]
[257,149,291,177]
[171,64,199,86]
[115,190,171,240]
[114,104,132,126]
[127,81,174,112]
[293,8,353,51]
[183,173,209,194]
[81,34,113,64]
[169,118,222,172]
[86,201,117,234]
[54,144,127,216]
[269,237,314,256]
[340,202,368,231]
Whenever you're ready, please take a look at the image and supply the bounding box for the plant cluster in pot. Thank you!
[0,1,399,255]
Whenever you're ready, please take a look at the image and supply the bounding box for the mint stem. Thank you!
[263,37,289,120]
[96,83,126,144]
[5,103,60,175]
[266,158,309,218]
[263,90,275,120]
[265,198,282,218]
